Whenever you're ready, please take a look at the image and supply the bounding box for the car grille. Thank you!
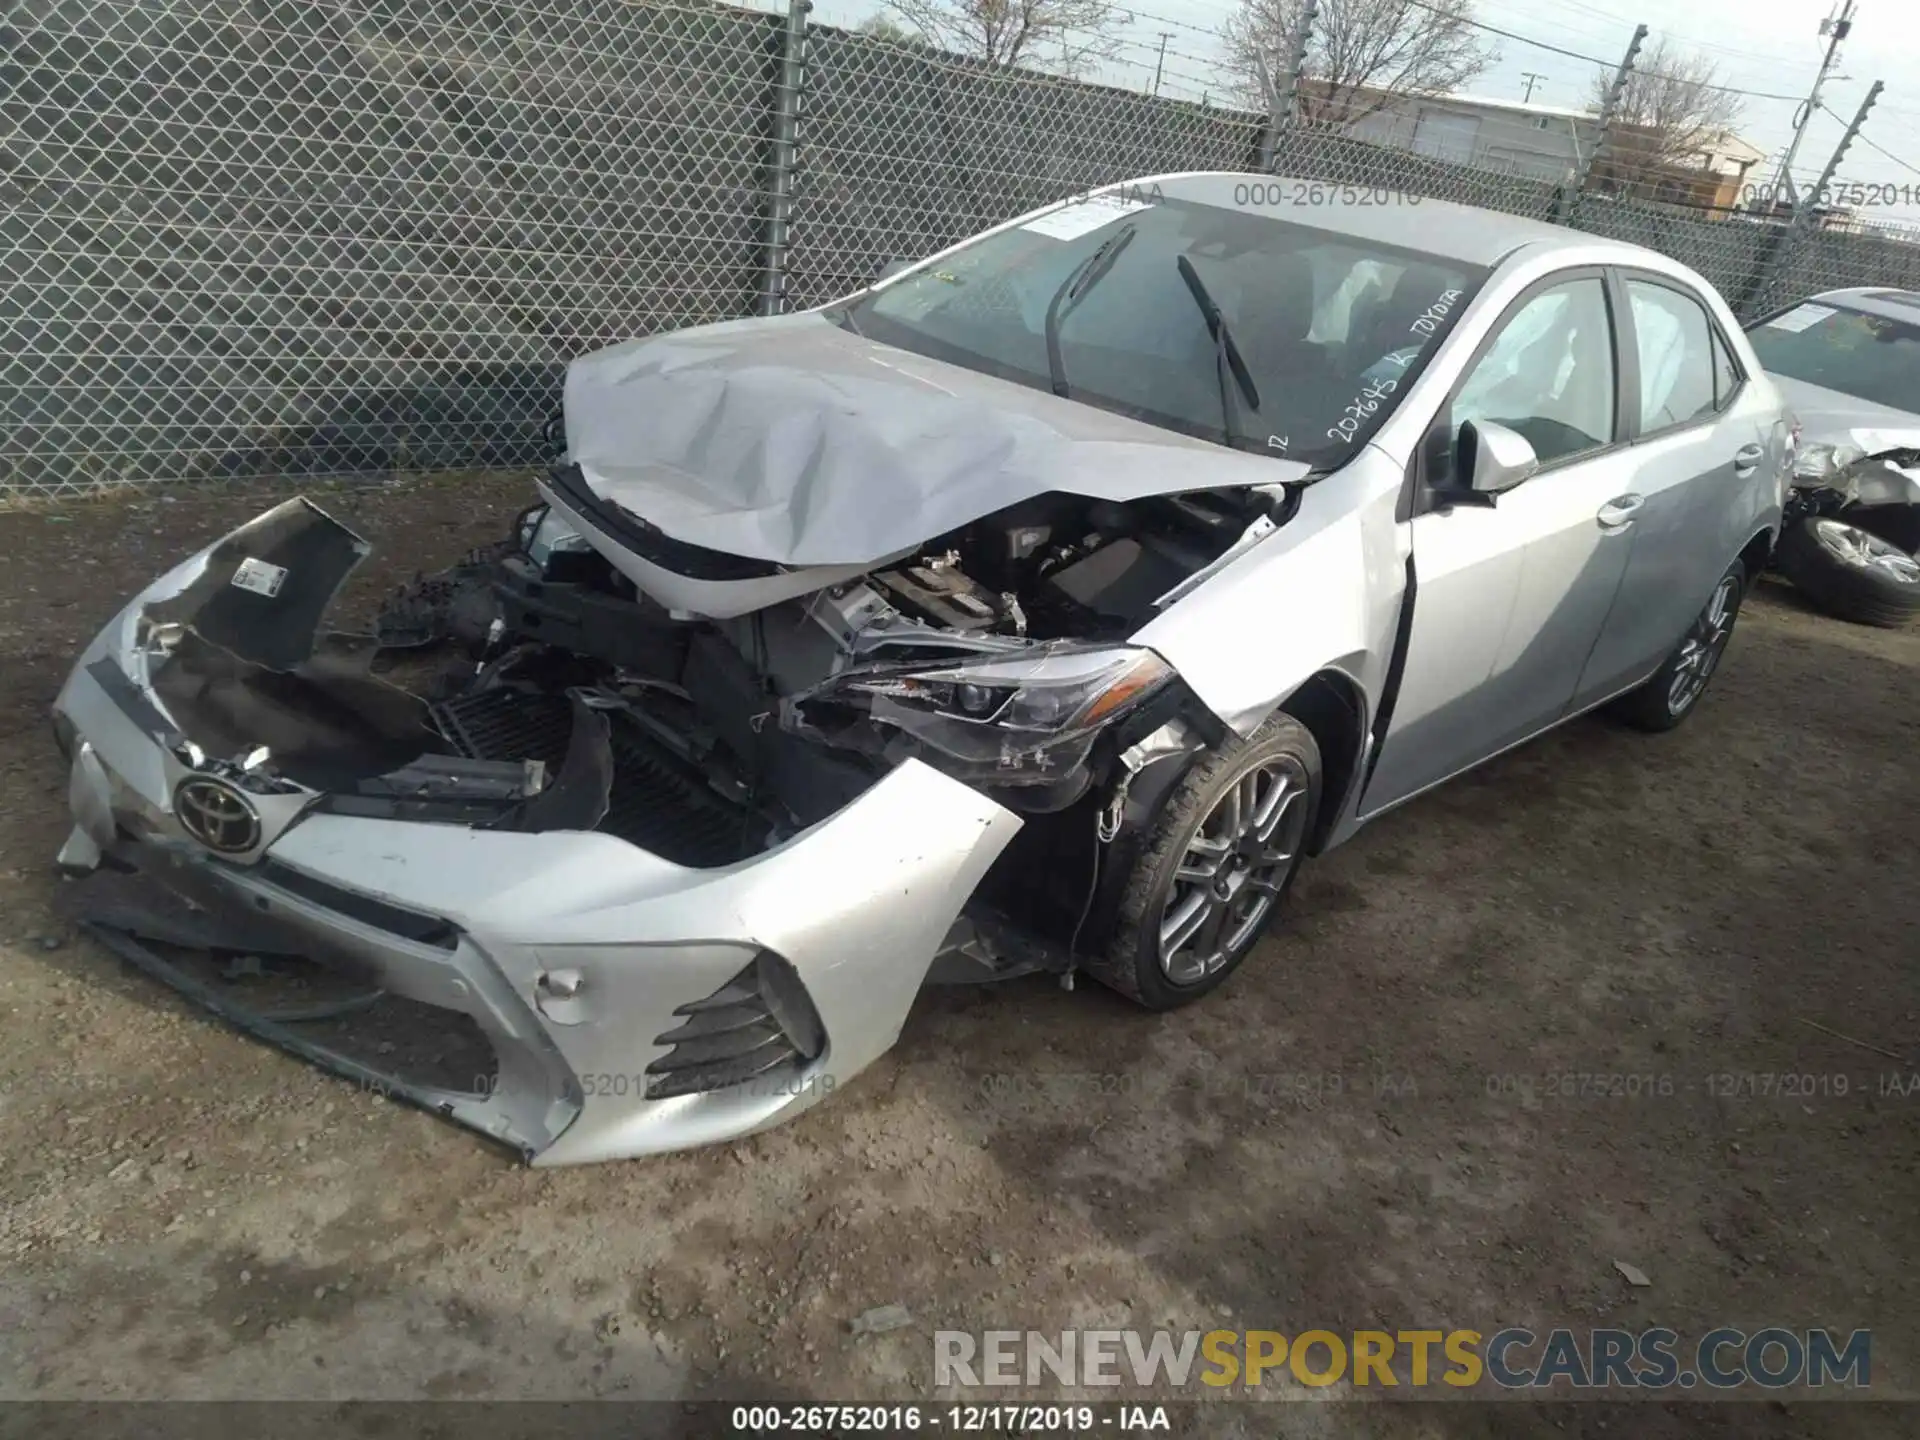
[646,951,825,1100]
[256,860,459,949]
[432,688,760,867]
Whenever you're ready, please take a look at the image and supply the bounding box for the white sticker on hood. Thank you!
[1765,303,1837,333]
[230,557,287,597]
[1020,193,1154,241]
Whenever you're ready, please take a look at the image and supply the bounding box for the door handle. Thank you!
[1732,443,1765,474]
[1596,494,1643,531]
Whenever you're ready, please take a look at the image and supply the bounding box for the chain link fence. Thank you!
[7,0,1920,501]
[5,0,786,499]
[784,30,1263,309]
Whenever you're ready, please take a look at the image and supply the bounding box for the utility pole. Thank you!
[1770,0,1857,206]
[1520,71,1546,104]
[1151,32,1172,96]
[1746,78,1881,315]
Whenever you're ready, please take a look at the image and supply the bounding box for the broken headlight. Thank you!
[809,643,1173,784]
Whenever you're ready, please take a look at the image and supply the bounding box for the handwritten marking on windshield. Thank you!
[1411,289,1464,337]
[1326,376,1398,444]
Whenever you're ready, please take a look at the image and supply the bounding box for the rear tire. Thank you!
[1778,517,1920,628]
[1609,559,1745,733]
[1082,715,1320,1011]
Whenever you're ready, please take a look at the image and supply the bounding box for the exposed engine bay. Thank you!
[397,471,1278,829]
[228,468,1280,971]
[100,469,1286,985]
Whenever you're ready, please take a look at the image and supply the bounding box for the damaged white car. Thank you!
[53,175,1788,1163]
[1746,289,1920,626]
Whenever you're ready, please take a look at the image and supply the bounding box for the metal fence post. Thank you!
[1742,79,1882,317]
[1561,23,1645,218]
[760,0,811,317]
[1257,0,1318,171]
[1797,78,1881,221]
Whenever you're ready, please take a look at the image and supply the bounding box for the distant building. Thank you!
[1597,127,1768,211]
[1339,92,1599,186]
[1321,88,1765,215]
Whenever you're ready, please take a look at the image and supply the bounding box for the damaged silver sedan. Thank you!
[53,174,1789,1163]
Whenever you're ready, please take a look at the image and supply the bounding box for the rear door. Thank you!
[1362,271,1637,811]
[1573,272,1773,707]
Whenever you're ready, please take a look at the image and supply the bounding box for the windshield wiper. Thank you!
[1175,254,1261,449]
[1042,222,1138,398]
[830,301,865,336]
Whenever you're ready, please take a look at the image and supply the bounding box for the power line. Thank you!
[1119,7,1232,44]
[1387,0,1813,103]
[1489,0,1814,69]
[1126,0,1835,111]
[1824,103,1920,180]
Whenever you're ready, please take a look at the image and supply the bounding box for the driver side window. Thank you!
[1454,278,1617,466]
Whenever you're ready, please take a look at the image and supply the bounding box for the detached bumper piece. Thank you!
[59,864,514,1129]
[645,951,825,1100]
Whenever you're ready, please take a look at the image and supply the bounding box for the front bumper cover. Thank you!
[51,500,1022,1164]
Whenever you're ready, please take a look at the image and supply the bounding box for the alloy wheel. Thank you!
[1158,756,1310,987]
[1812,519,1920,585]
[1667,572,1741,717]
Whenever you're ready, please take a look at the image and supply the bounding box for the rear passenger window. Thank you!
[1627,280,1718,430]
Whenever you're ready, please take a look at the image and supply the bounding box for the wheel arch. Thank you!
[1275,667,1369,857]
[1737,525,1775,585]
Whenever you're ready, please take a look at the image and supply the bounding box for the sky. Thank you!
[796,0,1920,221]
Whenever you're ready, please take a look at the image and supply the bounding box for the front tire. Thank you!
[1083,715,1320,1010]
[1610,559,1745,732]
[1777,516,1920,627]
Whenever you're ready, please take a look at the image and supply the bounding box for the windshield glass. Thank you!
[833,196,1487,468]
[1746,301,1920,414]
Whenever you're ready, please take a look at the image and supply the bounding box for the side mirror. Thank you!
[1458,420,1539,501]
[876,257,915,282]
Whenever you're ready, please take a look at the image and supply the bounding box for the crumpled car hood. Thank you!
[1774,374,1920,459]
[563,311,1304,568]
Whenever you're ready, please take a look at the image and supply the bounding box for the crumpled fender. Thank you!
[1128,452,1403,739]
[1840,455,1920,510]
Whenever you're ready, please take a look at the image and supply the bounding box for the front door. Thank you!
[1363,275,1634,812]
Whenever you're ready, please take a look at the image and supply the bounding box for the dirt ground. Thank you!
[0,474,1915,1435]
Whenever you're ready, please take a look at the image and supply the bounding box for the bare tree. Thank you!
[883,0,1127,75]
[857,13,916,43]
[1591,37,1745,195]
[1223,0,1499,128]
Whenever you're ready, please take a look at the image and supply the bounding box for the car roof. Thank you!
[1145,172,1645,267]
[1806,287,1920,323]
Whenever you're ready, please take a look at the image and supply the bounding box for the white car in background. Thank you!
[1747,288,1920,626]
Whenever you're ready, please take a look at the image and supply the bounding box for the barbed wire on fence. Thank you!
[4,0,1919,502]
